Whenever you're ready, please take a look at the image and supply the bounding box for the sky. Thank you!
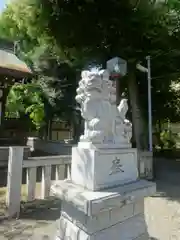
[0,0,6,12]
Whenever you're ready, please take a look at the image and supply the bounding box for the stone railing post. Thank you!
[6,147,24,217]
[138,150,153,180]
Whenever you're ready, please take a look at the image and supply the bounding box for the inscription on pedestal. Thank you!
[72,147,138,190]
[109,157,124,175]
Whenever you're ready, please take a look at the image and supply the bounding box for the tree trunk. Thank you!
[48,120,52,140]
[128,70,147,150]
[158,120,164,150]
[72,119,82,143]
[43,121,49,140]
[72,111,83,143]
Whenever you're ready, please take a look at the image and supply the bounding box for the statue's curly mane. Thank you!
[76,70,132,146]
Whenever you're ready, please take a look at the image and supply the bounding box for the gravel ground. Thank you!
[1,179,180,239]
[0,198,61,240]
[145,180,180,240]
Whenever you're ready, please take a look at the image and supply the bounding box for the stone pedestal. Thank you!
[52,179,155,240]
[52,145,156,240]
[71,146,138,191]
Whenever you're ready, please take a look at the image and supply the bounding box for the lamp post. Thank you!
[146,56,153,152]
[106,57,127,77]
[106,57,127,103]
[136,56,152,152]
[107,56,153,152]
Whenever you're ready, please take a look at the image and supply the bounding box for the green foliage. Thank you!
[6,82,46,129]
[34,0,180,122]
[35,0,173,62]
[160,129,177,149]
[26,103,45,129]
[3,0,180,140]
[0,0,80,129]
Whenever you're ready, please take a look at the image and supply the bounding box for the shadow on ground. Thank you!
[153,180,180,202]
[153,158,180,202]
[20,197,61,221]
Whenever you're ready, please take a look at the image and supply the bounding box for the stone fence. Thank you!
[26,137,72,155]
[5,147,71,217]
[0,146,30,166]
[2,146,153,218]
[26,137,153,180]
[0,137,72,167]
[138,151,153,180]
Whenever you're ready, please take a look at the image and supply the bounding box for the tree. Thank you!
[33,0,180,149]
[0,0,82,140]
[31,43,80,139]
[6,82,46,130]
[3,0,180,147]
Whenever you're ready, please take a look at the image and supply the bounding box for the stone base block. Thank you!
[71,146,138,190]
[56,214,149,240]
[52,179,156,240]
[60,200,143,234]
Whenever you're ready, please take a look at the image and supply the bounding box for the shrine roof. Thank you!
[0,38,33,79]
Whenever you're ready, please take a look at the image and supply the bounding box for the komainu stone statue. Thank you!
[76,70,114,144]
[76,69,132,147]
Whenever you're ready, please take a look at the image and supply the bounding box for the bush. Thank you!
[160,130,176,149]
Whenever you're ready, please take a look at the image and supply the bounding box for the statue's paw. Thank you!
[80,135,86,141]
[89,131,104,143]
